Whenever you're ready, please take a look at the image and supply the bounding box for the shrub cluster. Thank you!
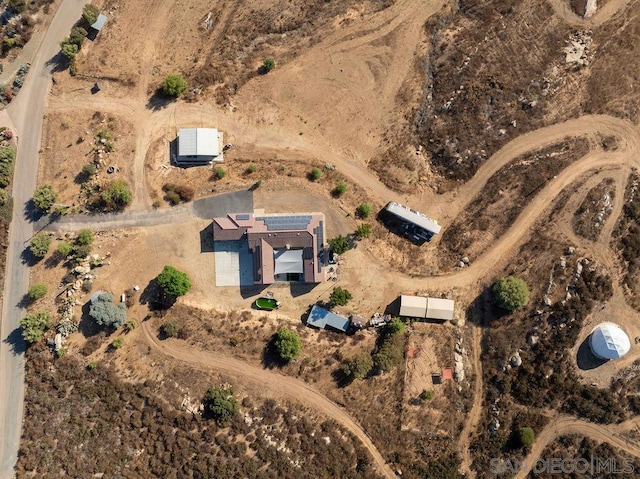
[162,183,195,204]
[373,318,406,373]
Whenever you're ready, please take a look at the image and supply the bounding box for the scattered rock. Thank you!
[510,352,522,367]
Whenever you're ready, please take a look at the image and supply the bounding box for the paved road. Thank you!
[38,190,254,232]
[0,1,86,477]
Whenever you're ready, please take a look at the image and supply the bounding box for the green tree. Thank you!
[309,167,322,181]
[204,386,239,423]
[27,283,47,301]
[100,180,132,210]
[20,311,51,344]
[0,189,8,206]
[76,228,94,246]
[57,240,74,258]
[89,292,126,327]
[356,203,373,218]
[213,166,226,179]
[160,321,180,338]
[82,4,100,25]
[518,427,535,446]
[69,27,88,47]
[30,234,51,258]
[60,39,79,60]
[111,338,123,349]
[340,352,373,380]
[82,163,96,177]
[355,223,372,239]
[245,164,257,174]
[328,235,350,255]
[332,181,348,197]
[262,58,276,73]
[156,265,192,298]
[274,327,302,361]
[329,286,352,306]
[161,73,188,97]
[33,184,57,212]
[8,0,27,13]
[493,276,530,311]
[420,389,434,401]
[387,317,405,334]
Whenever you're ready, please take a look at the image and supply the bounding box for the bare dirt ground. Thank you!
[22,0,640,477]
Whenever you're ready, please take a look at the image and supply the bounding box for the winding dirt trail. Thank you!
[140,322,397,479]
[514,415,640,479]
[29,0,640,476]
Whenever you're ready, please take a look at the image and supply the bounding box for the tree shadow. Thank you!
[44,51,71,74]
[146,88,173,111]
[23,198,45,223]
[44,252,65,269]
[20,246,40,267]
[74,170,91,185]
[576,335,609,370]
[261,333,289,369]
[465,287,510,327]
[139,278,175,310]
[78,300,103,338]
[3,326,26,355]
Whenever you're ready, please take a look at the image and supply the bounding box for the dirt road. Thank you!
[0,1,87,477]
[141,321,397,479]
[514,415,640,479]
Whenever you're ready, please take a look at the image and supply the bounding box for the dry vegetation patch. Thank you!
[411,0,575,187]
[439,139,589,270]
[18,343,381,478]
[572,177,615,239]
[40,110,135,212]
[613,170,640,311]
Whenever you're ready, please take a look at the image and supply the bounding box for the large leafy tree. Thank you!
[203,386,239,423]
[100,180,132,211]
[329,286,352,307]
[32,184,57,212]
[82,4,100,25]
[161,73,188,97]
[518,427,535,446]
[156,265,192,298]
[493,276,530,311]
[20,311,51,344]
[273,327,302,361]
[340,353,373,381]
[30,234,51,258]
[89,292,126,327]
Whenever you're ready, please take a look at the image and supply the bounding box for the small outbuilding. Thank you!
[176,128,223,165]
[307,305,350,333]
[398,295,454,321]
[90,14,108,32]
[589,322,631,360]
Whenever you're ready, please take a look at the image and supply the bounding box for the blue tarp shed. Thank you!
[307,305,350,332]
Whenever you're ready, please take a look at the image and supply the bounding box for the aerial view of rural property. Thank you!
[3,0,640,477]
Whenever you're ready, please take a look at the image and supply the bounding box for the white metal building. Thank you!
[176,128,223,164]
[398,295,454,321]
[384,202,441,236]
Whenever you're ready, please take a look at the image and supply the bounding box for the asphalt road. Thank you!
[0,1,86,477]
[39,190,254,232]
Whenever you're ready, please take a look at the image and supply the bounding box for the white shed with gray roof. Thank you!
[176,128,222,164]
[399,295,454,321]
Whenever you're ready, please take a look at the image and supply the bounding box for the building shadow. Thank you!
[290,282,318,297]
[199,224,215,253]
[576,335,609,370]
[3,326,26,355]
[240,284,268,299]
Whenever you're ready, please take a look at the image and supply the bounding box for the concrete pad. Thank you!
[214,239,253,286]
